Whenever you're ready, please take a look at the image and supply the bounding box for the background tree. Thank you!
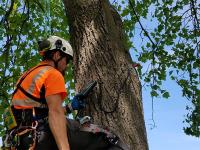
[64,0,148,149]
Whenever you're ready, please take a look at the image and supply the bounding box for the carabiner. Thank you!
[31,121,38,129]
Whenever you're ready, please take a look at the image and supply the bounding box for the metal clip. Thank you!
[79,116,91,125]
[3,133,12,148]
[32,121,38,129]
[108,136,119,145]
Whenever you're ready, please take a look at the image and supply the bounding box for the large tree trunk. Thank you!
[64,0,148,149]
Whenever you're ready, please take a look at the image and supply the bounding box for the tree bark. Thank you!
[64,0,148,149]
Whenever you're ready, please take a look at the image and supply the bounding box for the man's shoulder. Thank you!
[35,63,57,73]
[46,67,63,78]
[33,62,63,78]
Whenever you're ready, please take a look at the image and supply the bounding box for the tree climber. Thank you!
[11,35,82,150]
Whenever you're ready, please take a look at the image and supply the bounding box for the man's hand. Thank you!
[71,94,86,110]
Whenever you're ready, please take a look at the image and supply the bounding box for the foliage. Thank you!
[114,0,200,137]
[0,0,199,137]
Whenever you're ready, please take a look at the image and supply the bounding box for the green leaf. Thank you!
[151,90,159,97]
[152,84,159,90]
[146,42,151,48]
[157,24,163,32]
[163,92,170,98]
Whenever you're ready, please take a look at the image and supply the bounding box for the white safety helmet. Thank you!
[39,35,73,57]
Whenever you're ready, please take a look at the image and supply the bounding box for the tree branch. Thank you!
[128,0,156,48]
[128,0,157,81]
[1,0,14,23]
[190,0,200,82]
[190,0,200,29]
[34,0,45,12]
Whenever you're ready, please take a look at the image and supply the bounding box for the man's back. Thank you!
[12,62,67,109]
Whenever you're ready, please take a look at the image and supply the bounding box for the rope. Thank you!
[98,66,131,114]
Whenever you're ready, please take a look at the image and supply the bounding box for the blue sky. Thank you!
[143,78,200,150]
[127,2,200,148]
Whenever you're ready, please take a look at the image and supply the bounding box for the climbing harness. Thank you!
[2,65,51,149]
[3,108,39,150]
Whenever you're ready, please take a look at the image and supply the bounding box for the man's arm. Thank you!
[46,94,70,150]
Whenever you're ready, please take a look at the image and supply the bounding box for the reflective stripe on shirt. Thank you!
[12,98,47,108]
[27,66,50,95]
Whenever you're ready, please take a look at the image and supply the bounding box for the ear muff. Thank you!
[55,39,63,50]
[38,39,51,52]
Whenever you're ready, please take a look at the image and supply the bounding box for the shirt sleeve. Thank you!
[44,69,67,100]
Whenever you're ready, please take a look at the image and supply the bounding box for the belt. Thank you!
[11,106,48,126]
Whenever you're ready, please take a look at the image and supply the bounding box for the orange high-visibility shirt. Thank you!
[12,62,67,109]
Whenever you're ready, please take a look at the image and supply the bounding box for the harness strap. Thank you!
[17,85,41,101]
[16,128,34,136]
[16,121,38,137]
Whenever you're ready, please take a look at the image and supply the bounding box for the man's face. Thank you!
[54,51,69,76]
[58,56,69,76]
